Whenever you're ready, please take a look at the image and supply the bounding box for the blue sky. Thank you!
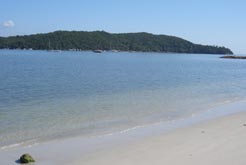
[0,0,245,54]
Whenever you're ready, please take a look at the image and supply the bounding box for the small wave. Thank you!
[95,120,169,139]
[0,142,24,150]
[117,125,146,134]
[97,125,148,138]
[0,139,38,151]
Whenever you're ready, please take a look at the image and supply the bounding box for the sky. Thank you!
[0,0,246,54]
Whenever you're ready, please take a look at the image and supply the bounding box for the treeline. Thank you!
[0,31,233,54]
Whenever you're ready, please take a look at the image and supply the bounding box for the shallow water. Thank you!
[0,50,246,147]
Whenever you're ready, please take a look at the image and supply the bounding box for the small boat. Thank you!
[93,50,103,53]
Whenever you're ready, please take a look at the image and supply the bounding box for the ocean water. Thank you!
[1,50,246,147]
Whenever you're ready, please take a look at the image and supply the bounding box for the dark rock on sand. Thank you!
[19,153,35,164]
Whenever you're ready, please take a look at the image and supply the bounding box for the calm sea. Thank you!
[0,50,246,147]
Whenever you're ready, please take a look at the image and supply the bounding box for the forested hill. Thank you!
[0,31,233,54]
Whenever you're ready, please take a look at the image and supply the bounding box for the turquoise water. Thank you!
[1,50,246,147]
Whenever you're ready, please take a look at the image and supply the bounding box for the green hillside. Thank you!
[0,31,233,54]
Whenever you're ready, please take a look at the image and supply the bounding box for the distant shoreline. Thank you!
[0,48,232,55]
[220,55,246,59]
[0,30,233,55]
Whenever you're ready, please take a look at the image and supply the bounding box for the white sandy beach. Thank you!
[75,111,246,165]
[1,102,246,165]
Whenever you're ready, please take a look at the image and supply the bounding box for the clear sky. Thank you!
[0,0,245,54]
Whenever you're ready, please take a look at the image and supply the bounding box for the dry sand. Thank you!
[74,111,246,165]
